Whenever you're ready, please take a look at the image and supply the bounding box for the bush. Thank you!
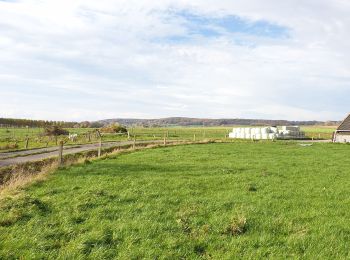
[100,123,127,134]
[43,126,69,136]
[0,143,19,151]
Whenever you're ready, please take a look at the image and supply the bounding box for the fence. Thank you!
[0,127,232,152]
[0,126,335,152]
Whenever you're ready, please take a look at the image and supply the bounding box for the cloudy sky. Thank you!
[0,0,349,121]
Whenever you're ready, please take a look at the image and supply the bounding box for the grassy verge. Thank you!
[0,140,210,190]
[1,142,350,258]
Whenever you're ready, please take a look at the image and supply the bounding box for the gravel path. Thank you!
[0,140,163,167]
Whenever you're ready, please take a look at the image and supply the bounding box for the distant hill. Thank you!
[96,117,339,127]
[0,117,339,128]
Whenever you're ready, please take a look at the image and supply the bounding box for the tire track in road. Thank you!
[0,140,163,167]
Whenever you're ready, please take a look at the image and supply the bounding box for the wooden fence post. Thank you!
[193,134,196,142]
[25,137,29,149]
[163,134,167,146]
[127,131,130,140]
[98,139,102,157]
[133,135,136,150]
[58,141,64,167]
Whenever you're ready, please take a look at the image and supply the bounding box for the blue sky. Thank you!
[170,10,289,38]
[155,10,289,45]
[0,0,349,121]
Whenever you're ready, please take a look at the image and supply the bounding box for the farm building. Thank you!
[229,126,305,140]
[333,114,350,143]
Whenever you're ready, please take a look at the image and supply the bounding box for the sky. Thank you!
[0,0,349,121]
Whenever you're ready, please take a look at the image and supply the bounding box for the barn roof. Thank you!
[337,113,350,131]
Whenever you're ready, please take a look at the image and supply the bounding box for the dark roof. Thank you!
[337,113,350,131]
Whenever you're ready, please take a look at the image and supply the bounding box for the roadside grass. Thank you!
[1,142,350,258]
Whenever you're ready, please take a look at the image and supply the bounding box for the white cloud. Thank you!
[0,0,349,121]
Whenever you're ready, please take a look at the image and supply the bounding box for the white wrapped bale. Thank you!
[261,127,268,134]
[270,127,278,133]
[261,134,269,139]
[252,128,260,135]
[269,133,276,139]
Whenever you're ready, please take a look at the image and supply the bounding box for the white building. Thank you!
[333,114,350,143]
[229,126,304,140]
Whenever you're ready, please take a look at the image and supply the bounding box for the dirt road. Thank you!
[0,140,163,167]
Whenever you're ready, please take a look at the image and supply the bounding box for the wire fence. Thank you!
[0,126,334,152]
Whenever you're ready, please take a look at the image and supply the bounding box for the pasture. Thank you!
[0,125,336,152]
[0,127,232,152]
[1,142,350,259]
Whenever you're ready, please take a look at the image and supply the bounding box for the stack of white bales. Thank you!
[229,127,278,140]
[229,126,304,140]
[229,128,250,139]
[280,126,304,138]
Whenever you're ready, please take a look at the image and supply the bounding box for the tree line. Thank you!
[0,118,77,128]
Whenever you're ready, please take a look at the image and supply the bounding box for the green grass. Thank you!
[301,126,337,139]
[1,142,350,258]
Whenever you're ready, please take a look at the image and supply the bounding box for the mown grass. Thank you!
[1,142,350,259]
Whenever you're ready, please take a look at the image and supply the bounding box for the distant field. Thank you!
[0,125,337,152]
[0,127,232,152]
[1,142,350,258]
[300,126,337,140]
[0,127,129,151]
[301,126,337,133]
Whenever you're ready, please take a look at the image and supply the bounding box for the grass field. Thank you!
[1,142,350,258]
[300,126,336,139]
[0,125,336,152]
[0,127,233,152]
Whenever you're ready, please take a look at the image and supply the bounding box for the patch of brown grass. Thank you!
[224,216,248,236]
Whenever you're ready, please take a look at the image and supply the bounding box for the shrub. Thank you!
[100,123,127,134]
[43,126,69,136]
[0,143,19,151]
